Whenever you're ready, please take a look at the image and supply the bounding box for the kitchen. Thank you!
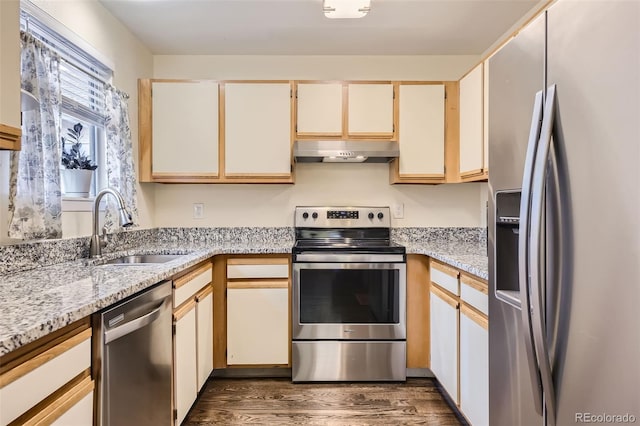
[0,1,638,426]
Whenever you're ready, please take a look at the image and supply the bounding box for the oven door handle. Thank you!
[294,253,406,263]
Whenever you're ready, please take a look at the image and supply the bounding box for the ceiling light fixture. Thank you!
[323,0,371,19]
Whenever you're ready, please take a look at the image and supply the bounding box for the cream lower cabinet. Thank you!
[196,289,214,390]
[173,261,214,425]
[460,303,489,426]
[0,322,93,426]
[174,303,197,425]
[226,257,290,366]
[429,257,489,425]
[430,284,460,405]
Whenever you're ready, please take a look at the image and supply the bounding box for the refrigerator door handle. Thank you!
[517,89,545,415]
[529,84,558,426]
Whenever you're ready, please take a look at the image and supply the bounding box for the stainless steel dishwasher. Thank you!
[94,281,172,426]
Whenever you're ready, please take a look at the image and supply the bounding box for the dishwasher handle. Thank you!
[104,299,167,344]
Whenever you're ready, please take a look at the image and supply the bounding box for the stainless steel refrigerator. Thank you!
[488,1,640,425]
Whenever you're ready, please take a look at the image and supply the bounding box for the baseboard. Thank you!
[212,368,434,379]
[406,368,434,378]
[212,368,292,378]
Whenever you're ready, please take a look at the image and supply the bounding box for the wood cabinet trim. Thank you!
[0,124,21,151]
[212,256,227,369]
[174,262,212,289]
[0,319,90,375]
[14,372,93,426]
[460,274,488,294]
[431,260,460,278]
[195,285,214,302]
[173,299,197,321]
[227,257,289,266]
[430,284,459,309]
[461,302,489,330]
[227,280,289,289]
[444,81,460,183]
[138,79,152,182]
[406,255,430,369]
[0,328,91,388]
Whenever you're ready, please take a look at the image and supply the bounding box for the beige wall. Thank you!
[0,0,154,243]
[155,163,485,228]
[153,54,483,228]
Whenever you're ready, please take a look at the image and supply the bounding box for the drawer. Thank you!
[227,258,289,279]
[174,263,212,307]
[0,329,92,426]
[460,274,488,316]
[430,261,460,296]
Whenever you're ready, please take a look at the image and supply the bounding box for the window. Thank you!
[20,2,113,200]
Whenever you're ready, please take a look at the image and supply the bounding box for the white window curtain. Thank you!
[103,84,139,232]
[8,33,63,240]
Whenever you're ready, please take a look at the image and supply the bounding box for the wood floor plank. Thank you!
[184,378,466,425]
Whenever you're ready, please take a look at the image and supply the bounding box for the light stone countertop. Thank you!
[0,233,487,357]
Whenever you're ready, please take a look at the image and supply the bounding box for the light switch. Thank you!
[193,203,204,219]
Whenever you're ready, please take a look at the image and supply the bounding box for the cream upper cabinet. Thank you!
[296,82,343,136]
[146,80,219,182]
[347,83,394,137]
[223,82,293,180]
[394,83,445,181]
[459,63,486,180]
[0,0,22,150]
[295,81,395,140]
[483,60,490,173]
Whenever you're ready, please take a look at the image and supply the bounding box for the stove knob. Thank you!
[368,212,374,220]
[312,212,318,219]
[377,212,384,220]
[302,212,309,219]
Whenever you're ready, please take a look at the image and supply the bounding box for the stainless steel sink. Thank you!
[103,254,184,265]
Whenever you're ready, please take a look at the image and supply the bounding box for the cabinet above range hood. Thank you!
[293,140,399,163]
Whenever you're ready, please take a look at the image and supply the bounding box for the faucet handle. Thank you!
[101,227,109,248]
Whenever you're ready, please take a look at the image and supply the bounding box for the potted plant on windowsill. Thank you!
[61,123,98,197]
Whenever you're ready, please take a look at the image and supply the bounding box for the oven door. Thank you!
[292,260,406,340]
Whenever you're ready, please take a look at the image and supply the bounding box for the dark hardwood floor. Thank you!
[184,378,466,425]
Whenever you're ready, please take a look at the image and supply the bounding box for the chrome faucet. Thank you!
[90,188,134,257]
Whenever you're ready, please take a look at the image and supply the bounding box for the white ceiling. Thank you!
[98,0,540,55]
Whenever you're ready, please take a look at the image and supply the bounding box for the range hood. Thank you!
[293,140,399,163]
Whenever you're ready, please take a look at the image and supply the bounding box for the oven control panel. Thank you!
[327,210,359,220]
[295,207,390,228]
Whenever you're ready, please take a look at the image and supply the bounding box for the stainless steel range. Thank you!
[291,206,407,382]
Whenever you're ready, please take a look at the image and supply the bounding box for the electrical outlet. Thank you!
[392,203,404,219]
[193,203,204,219]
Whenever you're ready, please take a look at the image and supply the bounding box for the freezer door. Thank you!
[546,1,640,424]
[488,11,546,426]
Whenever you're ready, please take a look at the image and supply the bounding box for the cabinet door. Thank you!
[151,81,219,180]
[347,83,394,137]
[460,305,488,426]
[397,84,445,177]
[430,286,459,404]
[459,64,485,178]
[51,385,94,426]
[483,60,489,173]
[296,82,343,137]
[196,290,214,391]
[227,287,289,365]
[174,304,197,425]
[0,0,21,150]
[224,82,292,178]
